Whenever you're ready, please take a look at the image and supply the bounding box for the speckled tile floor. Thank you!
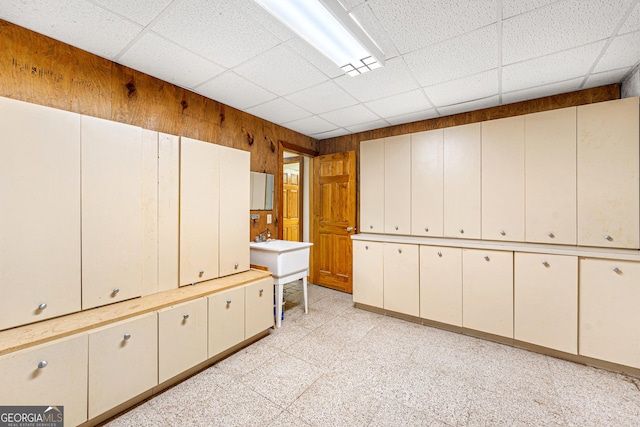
[105,282,640,427]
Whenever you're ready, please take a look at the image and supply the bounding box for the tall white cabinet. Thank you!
[411,130,444,237]
[384,135,411,235]
[360,138,385,233]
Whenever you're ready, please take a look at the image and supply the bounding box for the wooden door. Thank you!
[383,243,419,317]
[420,246,462,326]
[352,240,384,308]
[525,107,577,245]
[312,151,357,293]
[283,157,302,241]
[384,135,411,235]
[411,129,444,237]
[359,139,384,233]
[481,116,525,242]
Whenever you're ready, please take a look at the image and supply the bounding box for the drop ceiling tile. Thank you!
[501,78,583,104]
[423,69,499,107]
[502,0,633,65]
[92,0,173,26]
[502,41,605,92]
[365,89,432,118]
[334,57,419,103]
[320,105,380,128]
[239,0,296,41]
[385,109,439,126]
[437,96,500,117]
[338,0,367,12]
[150,0,280,68]
[404,25,497,87]
[285,38,344,79]
[346,119,390,134]
[282,116,338,136]
[0,0,142,59]
[367,0,495,54]
[245,98,312,125]
[285,81,358,114]
[502,0,560,19]
[119,32,225,88]
[584,68,632,89]
[234,45,328,96]
[195,72,276,110]
[350,5,400,60]
[620,2,640,34]
[312,128,351,140]
[593,31,640,73]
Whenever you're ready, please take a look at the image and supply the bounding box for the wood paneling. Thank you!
[0,19,317,240]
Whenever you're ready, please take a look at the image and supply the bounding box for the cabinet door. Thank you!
[158,298,208,383]
[514,253,577,354]
[88,312,158,418]
[158,133,180,292]
[142,129,159,296]
[82,116,143,309]
[525,107,576,244]
[0,334,88,427]
[462,249,513,338]
[0,98,81,330]
[384,135,411,235]
[444,123,481,239]
[482,116,525,242]
[411,130,444,237]
[577,97,639,249]
[580,258,640,368]
[180,137,220,285]
[352,240,384,308]
[208,287,245,358]
[245,278,274,338]
[383,243,419,317]
[219,146,250,276]
[420,246,462,326]
[360,138,384,233]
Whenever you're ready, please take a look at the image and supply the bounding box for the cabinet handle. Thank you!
[199,270,204,277]
[613,267,621,274]
[604,235,613,241]
[425,227,429,232]
[365,245,369,250]
[38,303,47,311]
[437,251,442,257]
[38,361,48,369]
[547,232,555,238]
[112,288,119,295]
[183,314,189,320]
[234,263,239,269]
[259,289,264,295]
[369,225,373,229]
[123,333,131,341]
[398,248,402,254]
[459,228,464,234]
[542,260,549,267]
[484,255,490,261]
[226,299,232,305]
[395,226,399,230]
[500,230,506,236]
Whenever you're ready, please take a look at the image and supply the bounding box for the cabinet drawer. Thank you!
[0,334,88,427]
[245,278,274,338]
[208,287,245,358]
[88,312,158,418]
[158,298,208,383]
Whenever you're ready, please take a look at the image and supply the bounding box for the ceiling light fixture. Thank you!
[254,0,384,76]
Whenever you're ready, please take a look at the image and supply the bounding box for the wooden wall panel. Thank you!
[0,19,317,240]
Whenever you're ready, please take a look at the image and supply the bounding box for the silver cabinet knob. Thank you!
[38,303,47,310]
[365,245,369,250]
[425,227,429,232]
[604,235,613,241]
[226,299,232,305]
[234,263,239,269]
[459,228,464,234]
[395,226,399,230]
[500,230,506,236]
[398,248,402,254]
[437,251,442,257]
[199,270,204,277]
[613,267,621,274]
[112,288,119,295]
[123,333,131,341]
[183,314,189,320]
[259,289,264,295]
[369,225,373,229]
[38,361,48,369]
[548,232,555,238]
[542,260,549,267]
[484,255,490,261]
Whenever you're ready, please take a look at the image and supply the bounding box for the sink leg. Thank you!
[303,276,308,314]
[275,283,284,328]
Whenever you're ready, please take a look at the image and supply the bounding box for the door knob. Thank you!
[347,226,355,232]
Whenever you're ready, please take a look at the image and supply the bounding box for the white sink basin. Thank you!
[249,240,313,279]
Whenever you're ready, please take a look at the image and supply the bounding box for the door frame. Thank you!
[283,155,304,241]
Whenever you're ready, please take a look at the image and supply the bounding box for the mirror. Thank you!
[250,172,274,210]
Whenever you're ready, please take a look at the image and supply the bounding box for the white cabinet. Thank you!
[245,278,274,338]
[383,243,419,317]
[180,137,220,286]
[158,133,180,292]
[88,312,158,419]
[411,129,444,237]
[482,116,525,242]
[82,116,144,309]
[577,97,639,249]
[580,258,640,368]
[444,123,481,239]
[462,249,513,338]
[525,107,577,245]
[0,334,88,427]
[219,145,250,276]
[208,286,245,358]
[0,97,81,330]
[360,138,385,233]
[384,135,411,235]
[158,298,208,383]
[352,240,384,308]
[514,253,577,354]
[419,246,462,326]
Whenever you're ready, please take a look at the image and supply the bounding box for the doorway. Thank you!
[283,155,303,242]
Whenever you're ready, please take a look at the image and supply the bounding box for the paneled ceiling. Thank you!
[2,0,640,140]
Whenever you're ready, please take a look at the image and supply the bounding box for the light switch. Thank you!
[267,214,272,224]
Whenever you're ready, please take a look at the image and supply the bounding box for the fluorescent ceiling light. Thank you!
[254,0,385,76]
